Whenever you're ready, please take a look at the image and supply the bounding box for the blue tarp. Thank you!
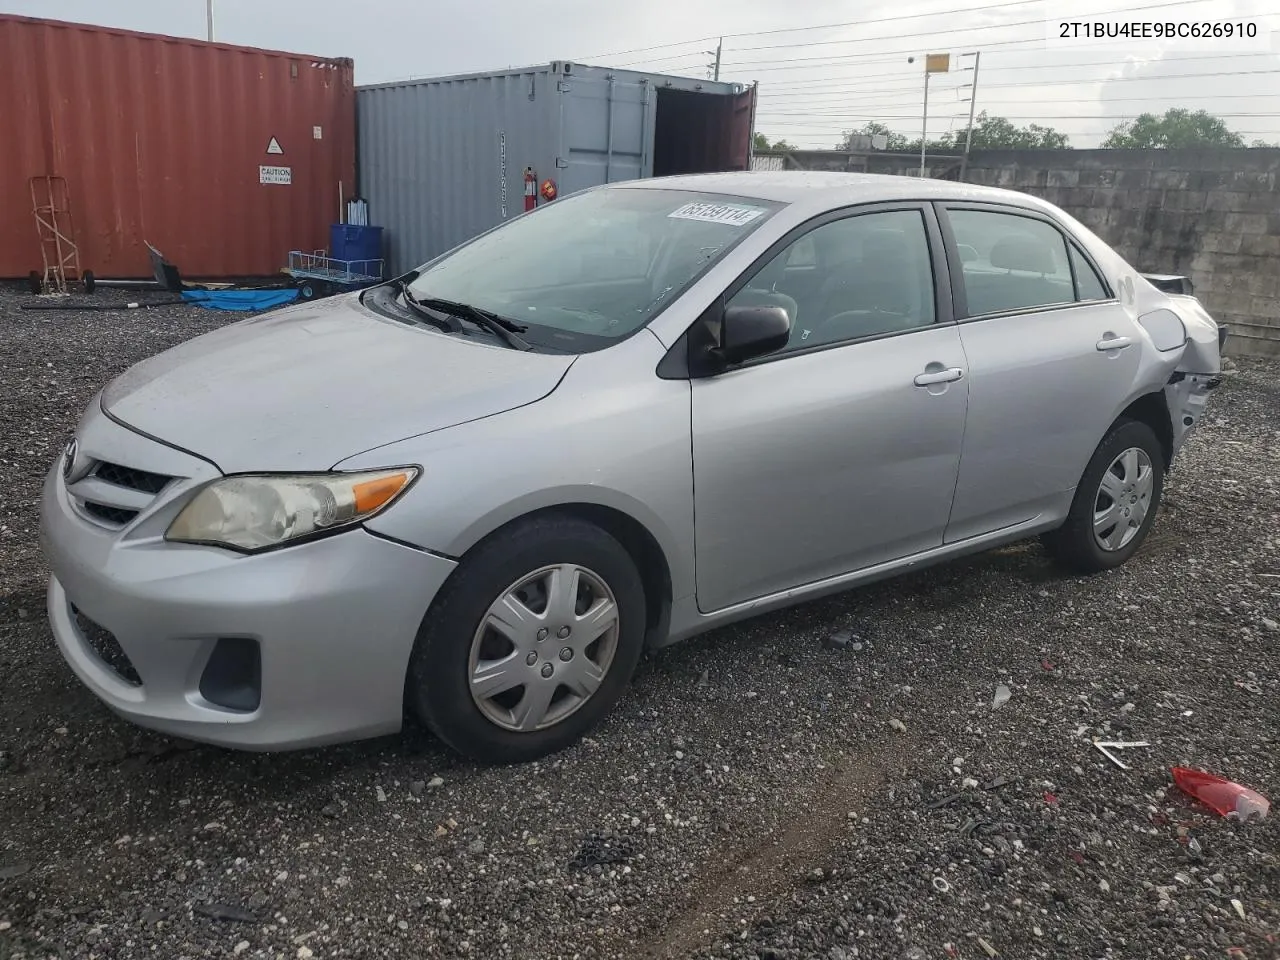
[181,289,300,311]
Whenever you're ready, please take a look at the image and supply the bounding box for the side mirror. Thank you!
[715,304,791,366]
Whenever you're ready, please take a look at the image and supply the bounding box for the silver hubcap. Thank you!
[467,564,620,732]
[1093,446,1154,552]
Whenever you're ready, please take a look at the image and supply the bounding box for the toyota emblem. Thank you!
[62,437,79,481]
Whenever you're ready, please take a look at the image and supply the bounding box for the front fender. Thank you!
[335,333,696,601]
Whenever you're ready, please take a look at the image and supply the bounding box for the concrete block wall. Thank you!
[859,148,1280,358]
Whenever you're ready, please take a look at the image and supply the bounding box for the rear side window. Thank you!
[947,210,1074,317]
[1070,244,1110,301]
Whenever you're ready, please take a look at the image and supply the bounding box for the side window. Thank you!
[725,209,936,352]
[1069,243,1110,301]
[948,210,1074,316]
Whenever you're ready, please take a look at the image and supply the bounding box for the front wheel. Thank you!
[407,515,647,763]
[1043,419,1165,573]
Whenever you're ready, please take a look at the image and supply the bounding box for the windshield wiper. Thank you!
[393,279,462,334]
[414,295,534,351]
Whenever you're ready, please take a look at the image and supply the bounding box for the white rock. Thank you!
[428,776,445,789]
[297,948,314,959]
[233,942,250,955]
[375,786,387,802]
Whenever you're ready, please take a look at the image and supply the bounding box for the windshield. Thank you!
[406,188,780,351]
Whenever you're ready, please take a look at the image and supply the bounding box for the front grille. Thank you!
[82,502,139,526]
[93,461,172,495]
[71,605,141,685]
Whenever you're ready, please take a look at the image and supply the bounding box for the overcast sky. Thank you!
[4,0,1277,147]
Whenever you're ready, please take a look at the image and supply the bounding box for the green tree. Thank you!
[839,113,1069,152]
[753,132,795,151]
[1249,138,1278,148]
[1102,108,1244,148]
[963,112,1070,149]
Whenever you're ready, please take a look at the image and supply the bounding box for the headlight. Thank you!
[166,468,418,552]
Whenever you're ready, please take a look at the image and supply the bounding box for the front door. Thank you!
[690,205,969,613]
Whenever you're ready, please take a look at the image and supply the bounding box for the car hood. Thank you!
[101,295,575,473]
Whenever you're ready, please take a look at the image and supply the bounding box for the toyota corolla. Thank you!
[40,172,1223,762]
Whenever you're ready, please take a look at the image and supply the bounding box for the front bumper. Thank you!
[39,423,456,750]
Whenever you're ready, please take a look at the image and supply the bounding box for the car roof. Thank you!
[616,171,1058,218]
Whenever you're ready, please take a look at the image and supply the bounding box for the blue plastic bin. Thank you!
[329,224,383,265]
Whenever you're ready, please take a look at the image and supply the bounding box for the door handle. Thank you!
[913,367,965,386]
[1096,335,1133,351]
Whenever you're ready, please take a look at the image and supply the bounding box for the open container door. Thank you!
[726,85,756,171]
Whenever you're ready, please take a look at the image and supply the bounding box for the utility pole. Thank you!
[707,38,722,81]
[206,0,214,41]
[920,67,930,177]
[959,51,982,182]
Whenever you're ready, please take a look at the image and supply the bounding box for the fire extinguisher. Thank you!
[524,167,536,212]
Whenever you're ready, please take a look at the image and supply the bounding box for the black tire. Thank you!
[407,514,647,763]
[82,270,95,294]
[1043,419,1165,573]
[27,271,42,295]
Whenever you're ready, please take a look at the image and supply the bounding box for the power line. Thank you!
[754,67,1280,100]
[592,0,1231,70]
[751,51,1280,89]
[723,0,1217,60]
[573,0,1048,61]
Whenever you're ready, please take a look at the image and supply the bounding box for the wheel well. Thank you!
[481,504,674,649]
[1117,391,1173,466]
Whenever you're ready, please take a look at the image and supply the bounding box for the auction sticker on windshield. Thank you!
[668,202,766,226]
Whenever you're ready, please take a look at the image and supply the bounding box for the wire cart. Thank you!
[285,250,385,300]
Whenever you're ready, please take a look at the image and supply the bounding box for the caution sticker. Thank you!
[668,202,765,226]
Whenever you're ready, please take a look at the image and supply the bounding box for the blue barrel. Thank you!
[330,224,383,265]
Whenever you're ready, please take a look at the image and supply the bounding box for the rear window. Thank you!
[947,210,1075,316]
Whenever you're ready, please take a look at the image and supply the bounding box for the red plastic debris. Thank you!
[1041,659,1055,671]
[1043,791,1059,806]
[1171,767,1270,822]
[1069,850,1086,865]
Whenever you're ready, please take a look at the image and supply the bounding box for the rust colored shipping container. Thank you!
[0,15,355,279]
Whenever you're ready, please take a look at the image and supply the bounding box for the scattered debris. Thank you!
[428,776,445,789]
[931,875,951,893]
[976,935,998,957]
[0,863,30,880]
[569,832,636,870]
[927,792,963,810]
[1172,767,1270,822]
[823,630,855,651]
[992,684,1012,709]
[889,719,907,733]
[983,775,1015,791]
[375,785,388,802]
[409,781,426,797]
[1231,898,1246,920]
[1092,740,1151,770]
[1043,791,1059,806]
[193,902,257,923]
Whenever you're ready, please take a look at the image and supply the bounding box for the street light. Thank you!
[920,52,950,177]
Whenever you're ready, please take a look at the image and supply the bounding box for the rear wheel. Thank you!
[1043,419,1164,573]
[407,515,646,763]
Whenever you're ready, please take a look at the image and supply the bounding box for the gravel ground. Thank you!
[0,285,1277,960]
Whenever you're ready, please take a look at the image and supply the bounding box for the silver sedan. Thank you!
[40,173,1223,761]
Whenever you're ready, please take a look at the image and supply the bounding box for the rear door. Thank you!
[938,203,1143,543]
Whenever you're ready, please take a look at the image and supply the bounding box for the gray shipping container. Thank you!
[356,61,756,274]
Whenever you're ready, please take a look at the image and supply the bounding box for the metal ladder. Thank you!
[30,175,83,294]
